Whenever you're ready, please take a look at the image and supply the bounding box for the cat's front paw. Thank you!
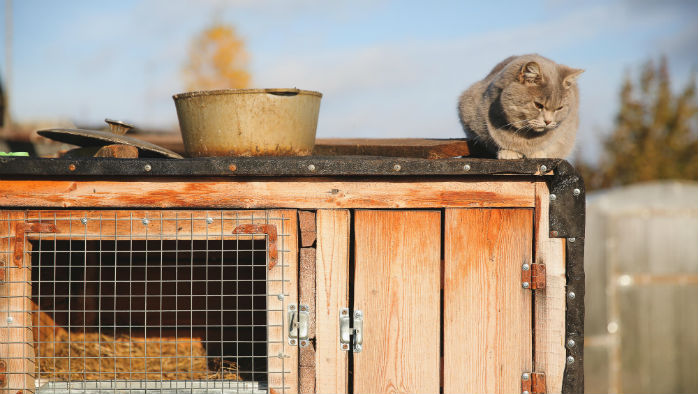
[497,150,524,159]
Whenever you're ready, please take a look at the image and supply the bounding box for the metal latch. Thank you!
[288,304,310,347]
[339,308,363,352]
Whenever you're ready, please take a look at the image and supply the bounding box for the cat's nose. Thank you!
[544,120,552,125]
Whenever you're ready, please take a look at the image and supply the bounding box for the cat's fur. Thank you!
[458,54,583,159]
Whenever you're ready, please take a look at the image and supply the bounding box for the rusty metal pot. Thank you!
[173,88,322,157]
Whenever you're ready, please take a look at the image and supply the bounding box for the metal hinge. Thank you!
[339,308,363,352]
[287,304,310,347]
[521,263,546,290]
[521,372,546,394]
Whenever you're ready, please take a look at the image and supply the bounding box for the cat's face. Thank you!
[499,61,583,133]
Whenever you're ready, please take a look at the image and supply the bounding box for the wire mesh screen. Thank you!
[0,210,294,394]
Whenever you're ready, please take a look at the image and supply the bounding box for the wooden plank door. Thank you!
[443,208,533,393]
[353,210,441,393]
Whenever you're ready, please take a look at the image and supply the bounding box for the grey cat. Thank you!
[458,54,583,159]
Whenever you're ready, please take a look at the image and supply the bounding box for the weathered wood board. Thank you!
[444,208,533,393]
[353,210,441,394]
[315,210,350,394]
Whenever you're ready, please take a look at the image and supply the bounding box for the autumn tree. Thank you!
[577,58,698,190]
[183,24,251,91]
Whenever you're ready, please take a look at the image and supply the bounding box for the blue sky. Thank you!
[1,0,697,161]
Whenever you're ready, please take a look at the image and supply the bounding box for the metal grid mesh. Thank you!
[1,210,292,394]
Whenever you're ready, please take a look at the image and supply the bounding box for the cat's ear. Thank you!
[561,67,584,89]
[518,61,542,84]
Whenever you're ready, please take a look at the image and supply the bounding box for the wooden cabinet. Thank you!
[0,157,584,394]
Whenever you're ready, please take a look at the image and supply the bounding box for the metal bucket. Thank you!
[173,88,322,157]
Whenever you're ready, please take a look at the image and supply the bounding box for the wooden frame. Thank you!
[0,171,580,394]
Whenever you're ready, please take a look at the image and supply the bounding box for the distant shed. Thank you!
[584,181,698,393]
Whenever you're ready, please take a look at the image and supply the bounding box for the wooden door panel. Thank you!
[443,208,533,393]
[353,210,441,394]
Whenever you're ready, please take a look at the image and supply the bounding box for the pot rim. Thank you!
[173,88,322,100]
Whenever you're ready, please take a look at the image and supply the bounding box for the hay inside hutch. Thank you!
[0,153,585,394]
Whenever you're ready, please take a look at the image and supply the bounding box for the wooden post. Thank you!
[0,213,36,394]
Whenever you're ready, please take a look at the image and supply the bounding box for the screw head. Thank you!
[463,164,471,171]
[307,164,316,172]
[522,372,530,380]
[567,356,575,365]
[568,237,576,243]
[573,188,581,196]
[549,194,557,201]
[80,218,88,225]
[522,282,530,289]
[341,309,348,315]
[68,163,76,171]
[300,305,308,312]
[206,217,214,224]
[567,291,576,300]
[354,344,363,352]
[550,230,559,237]
[289,304,296,310]
[522,391,530,394]
[144,164,152,172]
[342,344,349,350]
[522,263,530,271]
[289,339,297,345]
[228,164,237,172]
[355,311,362,318]
[300,340,308,347]
[142,218,149,225]
[6,316,14,324]
[277,294,284,301]
[567,339,576,348]
[393,164,401,172]
[539,164,547,172]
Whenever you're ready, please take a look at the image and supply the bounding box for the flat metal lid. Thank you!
[38,128,183,159]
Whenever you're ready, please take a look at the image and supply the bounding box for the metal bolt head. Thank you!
[522,282,530,289]
[393,164,401,172]
[567,339,576,348]
[300,340,308,347]
[354,344,363,352]
[144,164,152,172]
[307,164,316,172]
[463,164,471,171]
[342,344,349,350]
[568,237,576,243]
[228,164,237,172]
[206,217,214,224]
[6,316,14,324]
[567,291,576,300]
[277,294,284,301]
[573,188,581,196]
[142,218,149,225]
[549,194,557,201]
[567,356,575,365]
[522,372,530,380]
[539,164,547,172]
[522,263,530,271]
[81,218,88,225]
[68,163,76,171]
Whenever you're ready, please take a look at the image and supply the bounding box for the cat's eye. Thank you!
[556,106,564,111]
[534,102,544,109]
